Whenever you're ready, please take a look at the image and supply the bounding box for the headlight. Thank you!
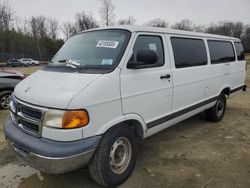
[44,110,89,129]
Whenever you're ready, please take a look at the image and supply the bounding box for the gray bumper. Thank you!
[4,117,101,174]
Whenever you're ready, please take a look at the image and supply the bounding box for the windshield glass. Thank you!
[52,29,130,70]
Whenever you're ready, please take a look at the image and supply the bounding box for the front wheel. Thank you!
[205,94,226,122]
[0,91,12,110]
[89,125,138,187]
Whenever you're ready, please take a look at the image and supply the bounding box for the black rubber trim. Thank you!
[243,85,247,91]
[4,117,101,158]
[230,85,246,93]
[147,96,219,129]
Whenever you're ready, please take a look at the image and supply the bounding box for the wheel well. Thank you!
[221,87,230,97]
[106,120,145,139]
[123,120,145,139]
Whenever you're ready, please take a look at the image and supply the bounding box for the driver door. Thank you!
[120,34,173,130]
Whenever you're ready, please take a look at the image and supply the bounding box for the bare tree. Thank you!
[194,25,206,32]
[0,0,14,30]
[242,26,250,52]
[205,21,245,38]
[22,18,31,35]
[118,16,136,25]
[29,16,48,39]
[99,0,115,26]
[171,19,194,31]
[232,22,244,39]
[29,16,48,60]
[48,18,59,40]
[62,21,77,39]
[13,16,23,33]
[75,11,99,31]
[146,18,168,28]
[62,12,99,40]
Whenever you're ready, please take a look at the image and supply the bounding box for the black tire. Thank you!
[0,91,12,110]
[205,94,226,122]
[89,124,138,187]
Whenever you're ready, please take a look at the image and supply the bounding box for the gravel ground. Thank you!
[0,66,249,188]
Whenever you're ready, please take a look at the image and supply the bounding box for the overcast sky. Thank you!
[9,0,250,26]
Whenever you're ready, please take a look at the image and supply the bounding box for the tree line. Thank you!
[0,1,65,61]
[0,0,250,62]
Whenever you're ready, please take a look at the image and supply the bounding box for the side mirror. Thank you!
[127,50,158,69]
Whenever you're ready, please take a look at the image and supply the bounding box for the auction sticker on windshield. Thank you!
[96,40,119,49]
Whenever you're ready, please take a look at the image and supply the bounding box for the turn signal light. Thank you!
[62,111,89,129]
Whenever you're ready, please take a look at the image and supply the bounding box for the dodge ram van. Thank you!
[4,26,246,187]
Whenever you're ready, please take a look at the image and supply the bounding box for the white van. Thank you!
[4,26,246,187]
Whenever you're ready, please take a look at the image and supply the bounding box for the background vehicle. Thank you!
[6,59,26,67]
[19,58,40,66]
[0,69,25,109]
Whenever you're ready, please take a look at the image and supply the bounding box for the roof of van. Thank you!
[87,25,240,41]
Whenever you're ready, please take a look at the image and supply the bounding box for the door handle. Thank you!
[160,74,171,79]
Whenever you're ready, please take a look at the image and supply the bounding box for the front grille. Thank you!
[21,105,42,120]
[10,97,46,135]
[20,120,39,133]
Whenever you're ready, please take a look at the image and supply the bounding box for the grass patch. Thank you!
[246,54,250,64]
[246,54,250,60]
[12,66,42,75]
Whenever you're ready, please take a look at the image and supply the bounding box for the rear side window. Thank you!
[171,37,207,68]
[208,40,235,64]
[133,35,164,68]
[234,42,245,61]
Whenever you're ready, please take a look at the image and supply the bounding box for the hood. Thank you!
[14,70,102,109]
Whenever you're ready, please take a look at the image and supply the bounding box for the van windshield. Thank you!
[51,29,131,72]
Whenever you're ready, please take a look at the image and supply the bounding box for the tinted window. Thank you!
[171,37,207,68]
[133,35,164,68]
[234,42,245,61]
[208,40,235,64]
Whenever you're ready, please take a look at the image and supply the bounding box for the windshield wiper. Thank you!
[57,59,81,69]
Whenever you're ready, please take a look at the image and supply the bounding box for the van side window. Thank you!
[171,37,207,68]
[234,42,245,61]
[208,40,235,64]
[133,35,164,68]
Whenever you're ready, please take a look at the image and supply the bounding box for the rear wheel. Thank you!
[89,125,138,187]
[0,91,12,110]
[205,94,226,122]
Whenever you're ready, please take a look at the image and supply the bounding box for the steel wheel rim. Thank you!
[109,137,132,174]
[1,93,11,109]
[216,99,224,117]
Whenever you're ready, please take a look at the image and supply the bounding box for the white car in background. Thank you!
[19,58,40,66]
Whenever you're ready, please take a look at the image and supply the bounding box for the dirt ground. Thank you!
[0,65,250,188]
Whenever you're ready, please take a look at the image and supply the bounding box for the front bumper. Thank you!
[4,117,101,174]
